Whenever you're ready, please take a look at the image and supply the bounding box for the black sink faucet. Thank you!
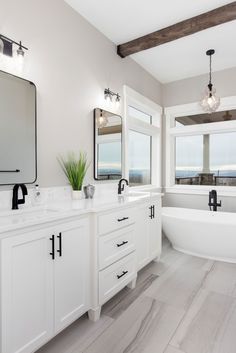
[12,184,28,210]
[208,189,221,212]
[118,178,129,195]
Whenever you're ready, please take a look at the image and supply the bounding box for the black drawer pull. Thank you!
[117,270,128,279]
[117,240,128,248]
[152,205,155,219]
[50,235,55,260]
[57,232,62,257]
[117,217,129,222]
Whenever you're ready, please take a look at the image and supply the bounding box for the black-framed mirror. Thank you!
[94,108,122,180]
[0,70,37,185]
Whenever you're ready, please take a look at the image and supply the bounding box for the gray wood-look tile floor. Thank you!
[36,238,236,353]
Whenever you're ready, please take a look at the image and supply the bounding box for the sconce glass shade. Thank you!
[16,51,25,73]
[0,39,5,67]
[104,88,112,102]
[116,94,120,102]
[97,111,108,128]
[0,39,3,54]
[200,85,220,113]
[17,45,25,57]
[16,42,25,73]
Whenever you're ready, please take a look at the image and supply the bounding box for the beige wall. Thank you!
[163,66,236,107]
[0,0,162,188]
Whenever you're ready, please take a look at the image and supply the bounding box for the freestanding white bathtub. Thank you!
[162,207,236,263]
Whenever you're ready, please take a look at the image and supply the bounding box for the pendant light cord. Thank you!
[206,49,215,93]
[209,54,212,86]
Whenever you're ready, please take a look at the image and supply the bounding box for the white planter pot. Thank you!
[72,190,83,200]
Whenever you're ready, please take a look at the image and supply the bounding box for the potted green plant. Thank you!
[58,152,90,200]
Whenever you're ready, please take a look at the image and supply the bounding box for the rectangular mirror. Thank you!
[0,70,37,185]
[94,108,122,180]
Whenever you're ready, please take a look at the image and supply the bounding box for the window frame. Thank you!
[123,85,162,189]
[165,96,236,195]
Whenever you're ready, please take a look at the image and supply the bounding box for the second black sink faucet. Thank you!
[118,178,129,195]
[208,189,222,212]
[12,184,28,210]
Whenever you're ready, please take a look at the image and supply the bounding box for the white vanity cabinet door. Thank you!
[135,198,162,271]
[54,218,90,333]
[149,200,162,260]
[135,204,150,271]
[1,229,54,353]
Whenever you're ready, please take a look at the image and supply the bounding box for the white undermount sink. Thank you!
[0,207,59,226]
[123,191,148,198]
[0,206,58,216]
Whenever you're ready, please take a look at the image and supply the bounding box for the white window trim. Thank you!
[123,85,162,189]
[165,96,236,195]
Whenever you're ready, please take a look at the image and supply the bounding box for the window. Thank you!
[129,130,151,186]
[165,97,236,190]
[128,106,152,124]
[175,135,203,184]
[175,132,236,186]
[124,86,162,187]
[210,132,236,186]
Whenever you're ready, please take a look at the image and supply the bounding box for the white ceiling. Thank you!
[65,0,236,83]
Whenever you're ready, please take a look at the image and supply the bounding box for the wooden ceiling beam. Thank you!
[117,2,236,58]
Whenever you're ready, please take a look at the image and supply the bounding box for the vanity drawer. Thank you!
[99,225,135,270]
[98,207,135,235]
[99,252,136,305]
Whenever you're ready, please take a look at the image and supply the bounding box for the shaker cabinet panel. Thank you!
[135,198,162,271]
[135,205,150,270]
[54,219,90,333]
[149,200,162,260]
[1,229,54,353]
[99,252,136,305]
[98,207,136,235]
[99,225,135,270]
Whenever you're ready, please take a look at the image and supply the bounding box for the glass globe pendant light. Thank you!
[200,49,220,114]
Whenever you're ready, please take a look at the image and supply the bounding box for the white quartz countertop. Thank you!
[0,191,162,235]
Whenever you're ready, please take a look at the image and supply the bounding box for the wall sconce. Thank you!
[0,34,28,72]
[104,88,121,104]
